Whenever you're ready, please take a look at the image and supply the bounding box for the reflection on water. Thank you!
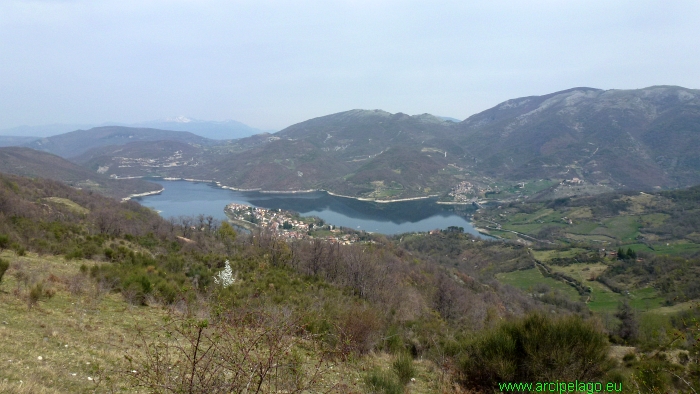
[135,180,488,237]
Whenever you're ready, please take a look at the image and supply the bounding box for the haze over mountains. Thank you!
[4,85,700,200]
[24,126,215,158]
[0,117,272,141]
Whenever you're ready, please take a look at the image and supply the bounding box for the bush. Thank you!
[334,304,384,358]
[0,257,9,285]
[364,369,403,394]
[459,313,612,391]
[392,353,415,386]
[11,242,26,256]
[126,310,335,393]
[26,280,55,307]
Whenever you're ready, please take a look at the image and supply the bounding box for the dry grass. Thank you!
[0,250,456,393]
[549,262,609,282]
[42,197,90,215]
[0,250,167,393]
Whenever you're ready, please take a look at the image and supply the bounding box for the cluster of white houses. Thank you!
[224,203,359,244]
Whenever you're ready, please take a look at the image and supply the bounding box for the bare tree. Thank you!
[126,308,340,393]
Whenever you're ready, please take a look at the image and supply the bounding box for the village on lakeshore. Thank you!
[224,203,363,244]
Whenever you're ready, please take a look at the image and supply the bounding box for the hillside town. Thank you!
[102,149,200,176]
[446,181,480,203]
[224,203,361,244]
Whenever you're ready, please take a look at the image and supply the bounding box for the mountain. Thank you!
[23,126,214,158]
[72,140,205,179]
[0,123,97,138]
[0,136,39,147]
[0,118,271,140]
[438,116,463,123]
[73,110,462,198]
[67,86,700,200]
[454,85,700,190]
[0,147,161,199]
[130,117,273,140]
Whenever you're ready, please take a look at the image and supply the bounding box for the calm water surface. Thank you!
[135,180,487,237]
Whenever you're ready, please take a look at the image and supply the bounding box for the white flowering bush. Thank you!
[213,260,235,287]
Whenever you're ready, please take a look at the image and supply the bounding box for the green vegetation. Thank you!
[497,268,581,300]
[474,185,700,258]
[455,313,613,391]
[0,257,9,285]
[3,170,700,392]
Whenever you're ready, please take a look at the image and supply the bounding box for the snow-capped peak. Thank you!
[165,116,192,123]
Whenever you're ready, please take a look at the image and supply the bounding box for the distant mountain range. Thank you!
[24,126,215,158]
[128,117,276,140]
[0,136,41,147]
[3,86,700,201]
[0,117,273,140]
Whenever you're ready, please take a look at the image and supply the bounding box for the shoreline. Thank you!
[110,175,492,206]
[121,188,164,201]
[325,190,439,203]
[142,176,443,203]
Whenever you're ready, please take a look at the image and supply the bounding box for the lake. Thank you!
[134,179,488,237]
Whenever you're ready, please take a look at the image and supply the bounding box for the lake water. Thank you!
[134,180,487,237]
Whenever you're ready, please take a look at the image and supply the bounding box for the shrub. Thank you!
[615,301,639,344]
[126,309,335,393]
[65,247,84,260]
[11,242,26,256]
[459,313,612,391]
[155,281,179,304]
[364,369,403,394]
[334,304,384,358]
[68,273,86,295]
[392,353,415,386]
[0,257,9,285]
[28,282,44,309]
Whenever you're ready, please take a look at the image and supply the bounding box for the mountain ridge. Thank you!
[0,147,161,199]
[0,118,271,140]
[16,85,700,201]
[23,126,215,158]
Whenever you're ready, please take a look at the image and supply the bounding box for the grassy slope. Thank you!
[0,250,453,393]
[0,251,165,393]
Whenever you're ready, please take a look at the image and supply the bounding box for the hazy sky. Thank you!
[2,1,699,130]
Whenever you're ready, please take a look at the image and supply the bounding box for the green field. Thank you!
[592,216,641,241]
[652,241,700,255]
[549,262,608,283]
[496,263,666,314]
[586,281,622,312]
[496,268,581,300]
[567,221,599,234]
[531,248,588,262]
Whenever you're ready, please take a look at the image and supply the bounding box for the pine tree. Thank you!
[617,248,626,260]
